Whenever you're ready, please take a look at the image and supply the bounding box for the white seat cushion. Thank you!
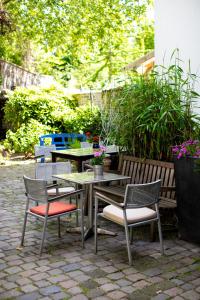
[102,205,157,225]
[47,186,75,196]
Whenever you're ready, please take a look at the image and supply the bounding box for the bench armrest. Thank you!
[161,186,176,192]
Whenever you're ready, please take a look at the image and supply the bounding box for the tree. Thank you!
[0,0,154,87]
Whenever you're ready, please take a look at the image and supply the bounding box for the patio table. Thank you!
[51,145,119,172]
[53,171,130,239]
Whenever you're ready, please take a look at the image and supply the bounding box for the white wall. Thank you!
[155,0,200,112]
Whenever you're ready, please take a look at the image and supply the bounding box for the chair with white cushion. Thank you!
[20,176,84,256]
[94,180,164,265]
[35,162,75,196]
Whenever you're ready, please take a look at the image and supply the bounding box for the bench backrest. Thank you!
[118,155,176,201]
[39,133,86,150]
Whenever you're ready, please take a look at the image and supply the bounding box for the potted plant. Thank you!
[172,140,200,243]
[91,145,106,177]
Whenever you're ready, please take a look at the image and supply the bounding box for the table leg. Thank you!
[51,153,56,163]
[84,183,117,240]
[77,159,83,172]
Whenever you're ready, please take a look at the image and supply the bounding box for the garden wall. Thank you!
[0,59,40,90]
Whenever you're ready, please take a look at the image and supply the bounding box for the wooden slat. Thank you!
[117,155,176,208]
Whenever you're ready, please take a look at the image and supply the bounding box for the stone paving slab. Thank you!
[0,162,200,300]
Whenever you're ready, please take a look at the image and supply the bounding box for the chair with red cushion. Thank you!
[20,175,84,256]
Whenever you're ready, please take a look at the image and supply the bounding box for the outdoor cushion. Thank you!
[103,205,157,225]
[47,186,75,195]
[30,202,77,216]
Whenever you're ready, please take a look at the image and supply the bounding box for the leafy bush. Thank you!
[3,85,101,154]
[50,104,101,134]
[4,85,78,131]
[3,119,52,156]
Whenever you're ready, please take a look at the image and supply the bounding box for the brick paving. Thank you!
[0,161,200,300]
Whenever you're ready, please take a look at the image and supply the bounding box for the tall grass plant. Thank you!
[103,60,200,160]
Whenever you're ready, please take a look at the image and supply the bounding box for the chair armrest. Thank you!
[46,183,59,189]
[34,154,44,160]
[48,189,84,202]
[95,191,124,208]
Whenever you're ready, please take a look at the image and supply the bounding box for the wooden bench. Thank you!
[94,155,176,238]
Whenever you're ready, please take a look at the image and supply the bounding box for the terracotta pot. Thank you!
[103,157,112,171]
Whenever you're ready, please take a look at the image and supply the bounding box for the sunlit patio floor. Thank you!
[0,161,200,300]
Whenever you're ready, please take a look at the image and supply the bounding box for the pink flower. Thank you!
[100,145,106,152]
[172,139,200,159]
[94,151,101,157]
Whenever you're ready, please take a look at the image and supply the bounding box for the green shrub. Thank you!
[51,104,101,135]
[4,85,78,131]
[3,119,52,156]
[3,86,102,155]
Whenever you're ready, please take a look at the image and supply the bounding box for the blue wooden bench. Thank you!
[39,133,86,150]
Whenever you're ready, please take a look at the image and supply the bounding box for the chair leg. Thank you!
[39,217,48,256]
[150,222,156,242]
[130,227,133,245]
[76,196,79,227]
[80,204,84,249]
[58,217,61,238]
[20,212,28,247]
[94,197,98,254]
[155,204,164,255]
[157,218,164,255]
[123,212,132,265]
[124,225,132,265]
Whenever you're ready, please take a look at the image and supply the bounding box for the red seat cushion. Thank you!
[30,202,77,216]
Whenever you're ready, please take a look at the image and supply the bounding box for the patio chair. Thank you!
[81,142,93,171]
[94,180,164,265]
[34,145,56,162]
[20,175,84,255]
[35,161,75,196]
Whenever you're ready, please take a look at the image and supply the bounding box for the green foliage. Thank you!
[3,119,52,156]
[3,86,101,154]
[4,86,77,131]
[52,104,101,134]
[104,61,200,160]
[1,0,154,87]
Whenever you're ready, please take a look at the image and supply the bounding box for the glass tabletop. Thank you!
[53,171,130,185]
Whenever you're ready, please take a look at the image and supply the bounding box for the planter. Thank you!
[174,157,200,243]
[93,164,103,178]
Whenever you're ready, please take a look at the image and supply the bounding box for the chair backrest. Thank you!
[124,180,161,209]
[39,133,86,150]
[35,162,72,182]
[23,175,48,203]
[34,145,56,162]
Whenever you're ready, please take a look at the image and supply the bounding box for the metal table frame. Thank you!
[53,171,130,239]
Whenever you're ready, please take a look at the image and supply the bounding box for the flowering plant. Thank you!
[85,132,99,144]
[91,145,106,165]
[172,139,200,159]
